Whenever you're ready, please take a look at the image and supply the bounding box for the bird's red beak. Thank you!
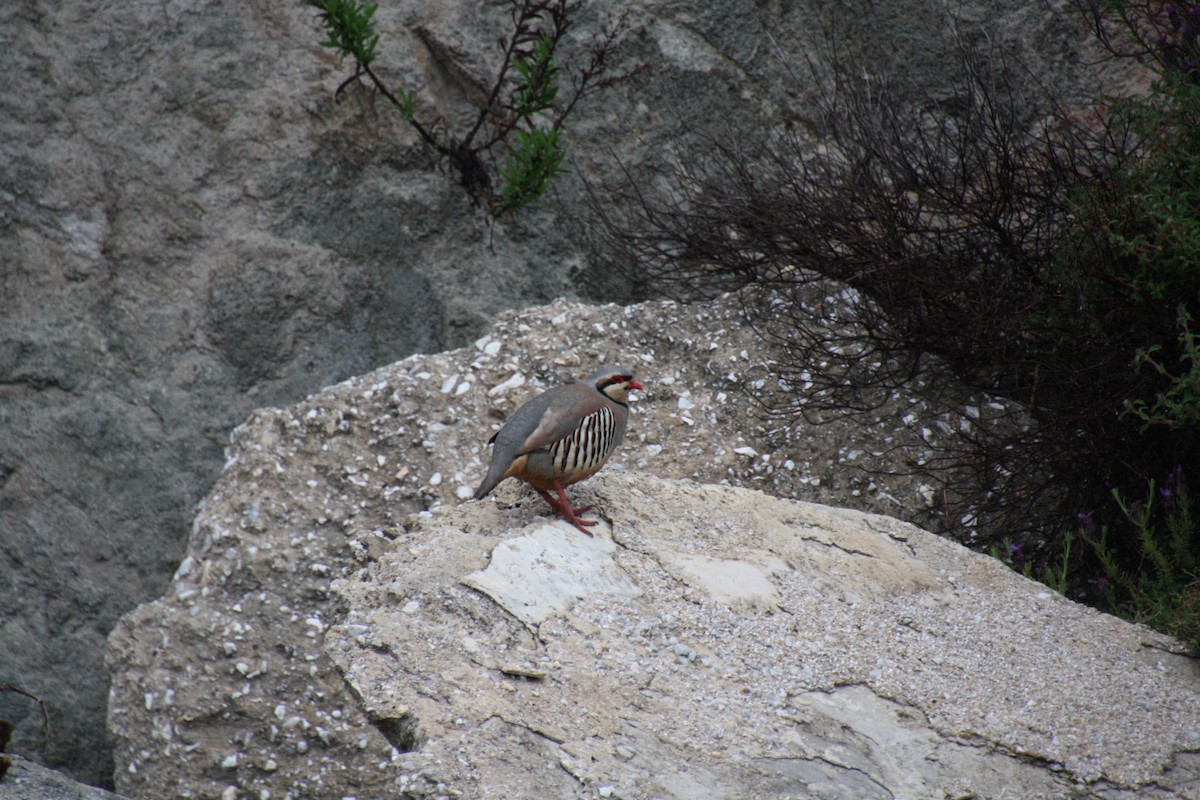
[627,379,645,392]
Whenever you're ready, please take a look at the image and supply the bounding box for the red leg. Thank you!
[534,487,568,516]
[552,481,596,536]
[531,484,597,535]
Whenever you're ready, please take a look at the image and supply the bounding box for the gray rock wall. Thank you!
[1,0,1133,787]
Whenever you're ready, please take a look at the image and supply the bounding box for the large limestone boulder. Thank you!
[328,472,1200,800]
[105,294,1196,799]
[104,290,949,798]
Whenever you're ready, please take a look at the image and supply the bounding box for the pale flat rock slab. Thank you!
[463,522,641,625]
[326,473,1200,800]
[663,552,785,610]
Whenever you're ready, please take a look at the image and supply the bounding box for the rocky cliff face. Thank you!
[104,293,1198,800]
[2,0,1136,786]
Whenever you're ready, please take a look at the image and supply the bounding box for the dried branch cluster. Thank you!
[592,15,1200,569]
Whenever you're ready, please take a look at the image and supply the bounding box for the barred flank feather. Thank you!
[550,406,616,477]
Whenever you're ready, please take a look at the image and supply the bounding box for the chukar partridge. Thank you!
[473,365,644,534]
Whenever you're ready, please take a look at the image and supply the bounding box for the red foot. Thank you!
[534,484,597,536]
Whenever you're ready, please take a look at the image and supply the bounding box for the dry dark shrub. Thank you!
[590,23,1200,579]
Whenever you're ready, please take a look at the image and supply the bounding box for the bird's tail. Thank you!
[472,461,507,501]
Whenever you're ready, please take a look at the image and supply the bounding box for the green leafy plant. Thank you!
[1124,306,1200,431]
[304,0,639,216]
[1079,469,1200,649]
[311,0,381,69]
[990,531,1076,596]
[500,127,566,212]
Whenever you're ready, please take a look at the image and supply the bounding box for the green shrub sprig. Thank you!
[304,0,639,216]
[1079,470,1200,649]
[1125,306,1200,431]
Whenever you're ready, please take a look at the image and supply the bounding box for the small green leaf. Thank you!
[305,0,380,67]
[497,126,566,214]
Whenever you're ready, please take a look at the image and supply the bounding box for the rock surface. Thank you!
[0,756,130,800]
[3,0,1137,785]
[106,293,1197,799]
[329,473,1200,800]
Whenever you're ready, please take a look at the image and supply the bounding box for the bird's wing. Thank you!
[473,385,597,501]
[505,384,604,456]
